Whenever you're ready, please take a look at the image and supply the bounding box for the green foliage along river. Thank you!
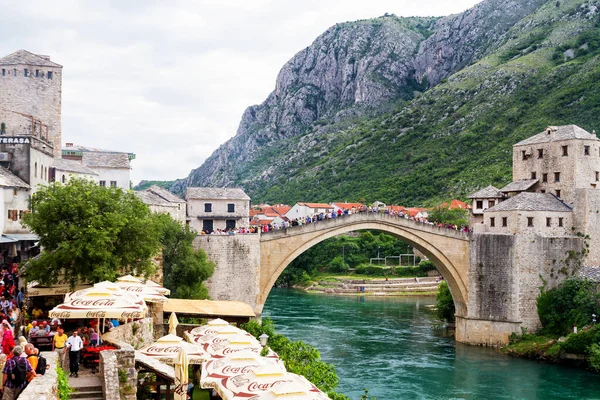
[262,289,600,400]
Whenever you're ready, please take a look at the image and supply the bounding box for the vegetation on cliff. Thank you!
[503,278,600,372]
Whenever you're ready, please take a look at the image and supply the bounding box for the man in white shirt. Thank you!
[65,330,83,378]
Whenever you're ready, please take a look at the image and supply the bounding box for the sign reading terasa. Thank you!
[0,137,31,144]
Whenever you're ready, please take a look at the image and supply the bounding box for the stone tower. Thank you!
[0,50,63,157]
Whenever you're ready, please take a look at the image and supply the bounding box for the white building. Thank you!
[135,185,186,224]
[52,158,98,184]
[186,187,250,233]
[285,203,334,220]
[62,144,134,191]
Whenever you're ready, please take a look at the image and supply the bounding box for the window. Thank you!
[34,162,37,178]
[24,68,28,77]
[476,200,483,209]
[546,217,551,227]
[12,69,16,76]
[489,200,495,208]
[554,172,560,182]
[99,180,106,187]
[490,217,495,227]
[202,220,213,233]
[540,190,546,193]
[1,69,4,76]
[110,181,117,187]
[204,203,212,212]
[227,203,235,213]
[47,71,53,79]
[61,175,66,183]
[596,171,599,182]
[537,149,543,159]
[558,217,564,227]
[562,145,568,156]
[226,220,236,231]
[531,172,537,180]
[522,151,528,160]
[556,189,561,198]
[527,217,534,227]
[13,189,17,197]
[585,145,590,156]
[542,173,548,183]
[19,210,24,220]
[35,69,40,77]
[502,217,508,227]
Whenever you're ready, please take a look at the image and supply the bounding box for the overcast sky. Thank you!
[0,0,481,185]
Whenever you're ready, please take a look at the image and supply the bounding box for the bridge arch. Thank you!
[259,214,471,318]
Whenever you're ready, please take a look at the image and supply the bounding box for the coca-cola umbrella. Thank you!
[211,363,324,400]
[137,334,209,365]
[116,274,171,295]
[174,348,189,400]
[185,323,256,346]
[200,351,286,397]
[200,335,279,360]
[240,375,331,400]
[48,286,148,320]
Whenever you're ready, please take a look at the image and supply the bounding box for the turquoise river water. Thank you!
[262,288,600,400]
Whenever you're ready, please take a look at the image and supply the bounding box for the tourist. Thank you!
[89,328,99,346]
[0,299,9,317]
[15,290,23,311]
[23,344,38,383]
[30,306,43,320]
[1,346,34,399]
[28,322,39,338]
[1,321,15,355]
[53,328,67,370]
[65,330,83,378]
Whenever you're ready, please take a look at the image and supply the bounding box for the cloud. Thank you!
[0,0,481,184]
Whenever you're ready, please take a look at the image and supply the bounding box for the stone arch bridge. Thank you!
[259,213,470,318]
[197,212,583,346]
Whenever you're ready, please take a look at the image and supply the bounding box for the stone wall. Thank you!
[102,317,154,350]
[19,351,58,400]
[100,349,137,400]
[194,234,261,311]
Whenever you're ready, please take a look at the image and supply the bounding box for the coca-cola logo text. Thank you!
[86,311,106,318]
[121,311,142,319]
[51,311,71,319]
[71,299,116,307]
[247,380,286,391]
[146,346,180,354]
[222,365,256,374]
[123,287,144,292]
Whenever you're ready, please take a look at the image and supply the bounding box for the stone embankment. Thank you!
[308,276,441,295]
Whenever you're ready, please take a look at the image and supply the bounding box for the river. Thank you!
[262,288,600,400]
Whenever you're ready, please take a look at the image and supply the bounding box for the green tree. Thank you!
[436,280,456,323]
[154,214,215,299]
[427,205,469,226]
[22,178,162,287]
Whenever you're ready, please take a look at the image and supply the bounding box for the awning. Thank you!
[3,233,40,241]
[163,299,255,319]
[0,236,17,244]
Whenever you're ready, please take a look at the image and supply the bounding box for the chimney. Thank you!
[66,143,73,147]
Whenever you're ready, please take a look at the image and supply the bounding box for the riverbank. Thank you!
[304,275,441,296]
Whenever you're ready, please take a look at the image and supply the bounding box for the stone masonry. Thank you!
[0,50,62,157]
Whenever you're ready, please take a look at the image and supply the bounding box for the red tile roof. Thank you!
[332,202,364,210]
[298,202,334,209]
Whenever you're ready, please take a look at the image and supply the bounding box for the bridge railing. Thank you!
[260,212,472,241]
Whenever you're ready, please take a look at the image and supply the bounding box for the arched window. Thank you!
[40,164,43,179]
[34,162,37,178]
[62,174,66,183]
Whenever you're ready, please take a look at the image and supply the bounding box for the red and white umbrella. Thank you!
[138,334,208,365]
[185,324,257,346]
[116,274,171,298]
[200,351,286,394]
[248,375,331,400]
[200,335,279,360]
[48,286,147,319]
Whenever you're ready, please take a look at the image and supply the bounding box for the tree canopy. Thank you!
[22,178,163,287]
[154,213,215,299]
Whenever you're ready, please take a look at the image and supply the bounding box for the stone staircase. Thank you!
[69,375,104,400]
[310,276,442,295]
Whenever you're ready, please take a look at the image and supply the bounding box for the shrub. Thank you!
[436,280,455,323]
[560,325,600,354]
[589,343,600,372]
[328,256,349,273]
[537,278,600,335]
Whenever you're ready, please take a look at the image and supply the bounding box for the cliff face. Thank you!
[171,0,549,194]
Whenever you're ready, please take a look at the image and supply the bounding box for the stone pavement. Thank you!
[69,368,104,399]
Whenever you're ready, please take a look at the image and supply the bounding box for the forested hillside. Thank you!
[166,0,600,206]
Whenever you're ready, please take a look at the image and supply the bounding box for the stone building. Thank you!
[185,187,250,233]
[135,185,186,224]
[0,50,62,157]
[467,185,505,224]
[285,202,334,220]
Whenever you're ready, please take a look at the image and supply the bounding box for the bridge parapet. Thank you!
[261,212,471,241]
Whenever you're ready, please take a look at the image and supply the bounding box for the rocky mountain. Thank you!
[167,0,600,205]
